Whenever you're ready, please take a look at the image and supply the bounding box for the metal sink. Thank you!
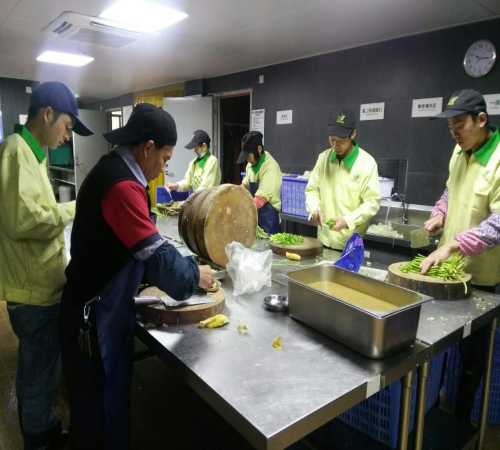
[365,222,437,249]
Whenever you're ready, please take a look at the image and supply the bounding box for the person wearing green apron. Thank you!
[167,129,221,193]
[239,131,282,234]
[305,110,380,250]
[422,89,500,429]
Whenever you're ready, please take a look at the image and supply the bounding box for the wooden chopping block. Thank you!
[387,261,472,300]
[270,236,323,258]
[178,184,256,267]
[137,286,225,325]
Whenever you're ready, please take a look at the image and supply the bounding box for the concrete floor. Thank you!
[0,302,499,450]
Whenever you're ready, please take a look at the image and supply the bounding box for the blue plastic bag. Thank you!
[334,233,364,272]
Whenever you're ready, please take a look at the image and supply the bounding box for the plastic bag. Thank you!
[225,241,272,296]
[334,233,364,272]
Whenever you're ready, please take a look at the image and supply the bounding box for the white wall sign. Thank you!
[484,94,500,115]
[360,102,385,121]
[411,97,443,118]
[251,109,265,140]
[276,109,293,125]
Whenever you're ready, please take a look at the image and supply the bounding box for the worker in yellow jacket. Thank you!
[167,129,221,192]
[0,81,92,449]
[421,90,499,428]
[305,111,380,250]
[240,131,282,234]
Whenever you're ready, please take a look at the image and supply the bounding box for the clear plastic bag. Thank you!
[225,241,272,296]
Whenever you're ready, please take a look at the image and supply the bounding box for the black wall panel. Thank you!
[200,18,500,205]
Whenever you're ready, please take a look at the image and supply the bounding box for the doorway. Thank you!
[219,94,250,184]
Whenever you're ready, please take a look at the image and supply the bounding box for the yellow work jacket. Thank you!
[305,144,380,250]
[0,126,75,305]
[177,153,221,192]
[440,128,500,286]
[242,151,282,210]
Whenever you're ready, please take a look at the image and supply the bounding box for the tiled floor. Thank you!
[0,302,499,450]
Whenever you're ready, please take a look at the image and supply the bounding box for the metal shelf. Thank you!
[49,165,74,173]
[51,177,75,186]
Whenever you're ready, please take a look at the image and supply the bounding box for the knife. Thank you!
[134,295,213,309]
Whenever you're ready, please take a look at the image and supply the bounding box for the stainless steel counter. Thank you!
[141,216,500,450]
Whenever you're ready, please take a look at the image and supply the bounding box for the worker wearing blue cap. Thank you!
[0,81,93,449]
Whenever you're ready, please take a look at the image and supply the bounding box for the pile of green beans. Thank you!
[270,233,304,246]
[256,225,269,240]
[400,253,466,281]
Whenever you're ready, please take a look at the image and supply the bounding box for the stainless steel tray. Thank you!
[288,265,429,359]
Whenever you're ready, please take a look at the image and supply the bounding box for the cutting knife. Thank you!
[134,295,213,309]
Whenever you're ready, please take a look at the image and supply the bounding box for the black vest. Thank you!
[65,151,149,304]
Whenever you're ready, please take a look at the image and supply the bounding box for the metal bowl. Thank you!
[263,295,289,312]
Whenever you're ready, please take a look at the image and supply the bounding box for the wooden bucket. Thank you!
[178,184,257,267]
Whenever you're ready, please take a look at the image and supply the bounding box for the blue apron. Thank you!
[249,181,280,234]
[61,259,144,450]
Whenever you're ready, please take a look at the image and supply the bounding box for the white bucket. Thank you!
[58,185,72,202]
[379,177,394,199]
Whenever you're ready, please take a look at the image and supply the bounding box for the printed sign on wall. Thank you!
[411,97,443,118]
[360,102,385,121]
[276,110,293,125]
[251,109,265,140]
[484,94,500,115]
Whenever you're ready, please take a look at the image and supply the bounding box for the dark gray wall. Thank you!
[82,93,134,111]
[196,18,500,205]
[0,78,39,137]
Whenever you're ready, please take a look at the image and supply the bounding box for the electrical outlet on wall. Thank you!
[25,86,32,94]
[258,74,264,84]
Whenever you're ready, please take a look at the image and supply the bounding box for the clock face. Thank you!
[463,40,496,78]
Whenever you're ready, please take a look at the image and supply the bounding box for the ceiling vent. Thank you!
[43,11,142,48]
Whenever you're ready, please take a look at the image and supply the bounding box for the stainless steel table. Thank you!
[412,292,500,450]
[139,216,500,450]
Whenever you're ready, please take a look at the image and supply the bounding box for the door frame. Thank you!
[209,88,253,161]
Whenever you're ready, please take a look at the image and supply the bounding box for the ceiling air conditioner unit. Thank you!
[43,11,142,48]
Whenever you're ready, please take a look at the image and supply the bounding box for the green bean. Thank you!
[270,233,304,246]
[400,253,467,282]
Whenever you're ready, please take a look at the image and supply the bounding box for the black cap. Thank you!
[237,131,263,164]
[327,110,356,138]
[185,129,211,149]
[30,81,93,136]
[434,89,487,119]
[103,103,177,147]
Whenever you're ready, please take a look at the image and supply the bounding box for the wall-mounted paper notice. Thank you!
[251,109,265,140]
[276,109,293,125]
[411,97,443,118]
[484,94,500,115]
[360,102,385,121]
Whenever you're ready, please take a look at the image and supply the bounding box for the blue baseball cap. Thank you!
[30,81,93,136]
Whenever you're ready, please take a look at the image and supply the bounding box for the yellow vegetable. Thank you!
[272,336,283,350]
[285,252,301,261]
[237,323,249,335]
[198,314,229,329]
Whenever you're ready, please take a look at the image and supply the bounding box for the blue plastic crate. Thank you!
[281,175,308,218]
[156,186,190,203]
[337,352,445,448]
[444,328,500,424]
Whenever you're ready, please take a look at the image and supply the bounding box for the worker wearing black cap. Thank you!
[0,81,92,450]
[239,131,282,234]
[60,103,214,450]
[421,89,500,430]
[305,110,380,250]
[167,129,221,192]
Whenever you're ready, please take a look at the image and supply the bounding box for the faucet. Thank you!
[391,192,409,224]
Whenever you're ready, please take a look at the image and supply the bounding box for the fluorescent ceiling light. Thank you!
[36,51,94,67]
[100,1,188,33]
